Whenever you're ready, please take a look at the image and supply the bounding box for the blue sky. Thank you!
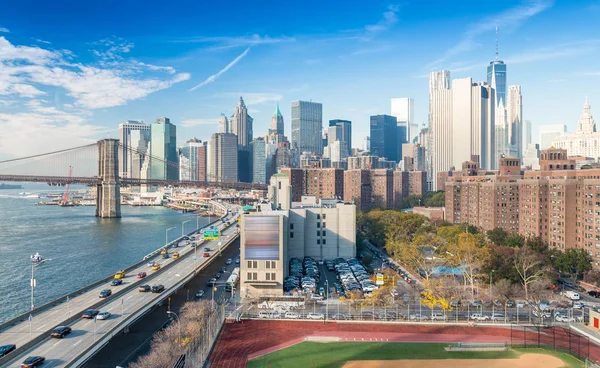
[0,0,599,158]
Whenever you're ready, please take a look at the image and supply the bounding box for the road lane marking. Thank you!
[74,340,82,347]
[36,323,47,330]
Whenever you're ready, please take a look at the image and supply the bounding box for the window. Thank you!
[253,261,258,268]
[290,232,294,238]
[247,261,252,268]
[271,261,276,268]
[253,272,258,280]
[323,214,326,220]
[323,230,326,236]
[266,261,270,269]
[322,222,326,228]
[323,239,326,245]
[290,223,294,230]
[266,273,271,280]
[317,214,321,220]
[317,231,320,236]
[317,239,320,244]
[317,222,320,228]
[271,273,276,281]
[247,272,252,280]
[278,182,281,189]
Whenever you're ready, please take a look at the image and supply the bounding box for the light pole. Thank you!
[165,226,176,247]
[182,220,191,237]
[489,270,495,301]
[325,279,329,322]
[196,215,201,231]
[30,263,36,310]
[167,311,182,345]
[93,315,97,341]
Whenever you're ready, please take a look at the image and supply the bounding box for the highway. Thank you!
[2,208,240,367]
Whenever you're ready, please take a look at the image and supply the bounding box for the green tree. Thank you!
[553,249,592,280]
[424,191,445,207]
[505,233,525,248]
[486,228,508,246]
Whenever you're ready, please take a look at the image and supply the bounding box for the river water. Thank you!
[0,185,209,323]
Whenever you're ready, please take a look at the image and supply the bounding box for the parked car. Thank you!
[431,313,447,321]
[151,284,165,293]
[490,313,505,322]
[20,356,45,368]
[220,267,227,273]
[307,312,324,320]
[409,314,429,321]
[50,326,72,338]
[284,311,300,319]
[137,272,147,279]
[235,258,240,264]
[111,279,122,286]
[331,313,348,320]
[226,258,233,265]
[195,290,205,298]
[214,273,221,279]
[0,344,16,358]
[82,309,100,319]
[470,313,490,321]
[311,294,324,301]
[99,289,112,298]
[588,290,600,298]
[573,302,585,309]
[138,285,151,292]
[97,311,111,320]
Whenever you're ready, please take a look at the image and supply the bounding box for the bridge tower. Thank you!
[96,139,121,218]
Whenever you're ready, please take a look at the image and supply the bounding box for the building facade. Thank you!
[208,133,238,182]
[370,114,398,162]
[230,96,253,148]
[552,98,599,158]
[150,117,178,180]
[329,119,352,156]
[391,97,413,143]
[118,120,150,179]
[291,100,323,155]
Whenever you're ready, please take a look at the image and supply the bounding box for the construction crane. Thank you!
[60,166,74,207]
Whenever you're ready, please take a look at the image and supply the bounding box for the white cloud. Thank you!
[427,0,553,68]
[215,92,282,106]
[33,38,51,45]
[364,4,400,38]
[188,47,251,91]
[180,118,219,127]
[8,84,46,98]
[172,34,295,50]
[0,27,8,33]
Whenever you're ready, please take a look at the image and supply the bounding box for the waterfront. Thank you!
[0,186,210,323]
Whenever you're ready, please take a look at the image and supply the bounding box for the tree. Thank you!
[395,240,445,281]
[493,279,520,303]
[553,249,592,280]
[486,228,508,246]
[505,233,525,248]
[424,191,445,207]
[445,233,490,298]
[513,246,548,300]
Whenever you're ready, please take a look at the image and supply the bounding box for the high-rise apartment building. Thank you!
[270,104,285,135]
[391,97,413,143]
[208,133,238,182]
[370,115,398,162]
[198,142,207,182]
[343,169,372,211]
[230,96,253,148]
[280,167,344,202]
[291,100,323,155]
[118,120,150,179]
[539,124,567,149]
[150,117,178,180]
[329,119,352,156]
[430,72,453,189]
[507,85,523,158]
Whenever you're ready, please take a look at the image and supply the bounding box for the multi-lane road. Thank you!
[2,208,240,367]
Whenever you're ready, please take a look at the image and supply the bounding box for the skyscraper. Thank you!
[391,97,413,143]
[539,124,567,149]
[270,104,284,135]
[209,133,238,182]
[370,115,398,162]
[118,120,150,179]
[494,100,508,167]
[328,119,352,156]
[150,117,178,180]
[181,137,203,181]
[230,96,253,148]
[218,114,229,134]
[251,137,267,184]
[523,120,532,147]
[507,85,523,157]
[430,72,453,190]
[291,100,323,155]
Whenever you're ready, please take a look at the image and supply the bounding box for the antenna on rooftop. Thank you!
[495,26,499,61]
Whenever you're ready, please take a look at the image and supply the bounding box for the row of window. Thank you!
[247,260,277,269]
[246,272,277,281]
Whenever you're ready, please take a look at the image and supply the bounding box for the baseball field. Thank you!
[246,342,585,368]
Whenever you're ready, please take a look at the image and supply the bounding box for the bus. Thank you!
[225,267,240,292]
[257,295,305,309]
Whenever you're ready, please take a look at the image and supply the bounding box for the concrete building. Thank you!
[291,100,323,155]
[391,97,413,143]
[343,169,372,211]
[118,120,150,179]
[522,143,540,170]
[507,85,523,158]
[240,197,356,298]
[539,124,567,149]
[279,167,344,202]
[150,117,178,180]
[198,142,207,182]
[329,140,348,164]
[218,114,230,134]
[362,136,370,152]
[230,96,253,148]
[370,114,398,162]
[208,133,238,182]
[409,171,428,196]
[523,120,532,148]
[267,173,292,211]
[178,137,204,182]
[494,100,508,168]
[329,119,352,156]
[270,104,284,135]
[401,143,426,171]
[430,72,453,190]
[551,98,600,158]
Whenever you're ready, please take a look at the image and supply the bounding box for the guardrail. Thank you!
[66,230,239,367]
[0,201,233,366]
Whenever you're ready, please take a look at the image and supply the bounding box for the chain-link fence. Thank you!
[510,323,594,362]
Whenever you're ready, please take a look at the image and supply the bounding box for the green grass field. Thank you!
[246,342,585,368]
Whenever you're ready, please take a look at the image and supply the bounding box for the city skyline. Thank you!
[0,1,599,159]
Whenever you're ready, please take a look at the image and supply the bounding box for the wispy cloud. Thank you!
[188,46,251,91]
[364,4,400,39]
[180,118,219,128]
[33,38,51,45]
[214,92,281,105]
[427,0,553,69]
[171,34,295,50]
[505,39,600,64]
[0,27,8,33]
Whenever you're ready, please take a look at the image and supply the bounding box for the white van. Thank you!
[565,290,580,300]
[258,310,281,319]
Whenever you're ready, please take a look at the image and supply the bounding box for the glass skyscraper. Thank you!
[370,114,398,162]
[487,60,506,107]
[291,100,323,155]
[150,117,178,180]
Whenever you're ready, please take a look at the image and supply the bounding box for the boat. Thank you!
[31,252,46,264]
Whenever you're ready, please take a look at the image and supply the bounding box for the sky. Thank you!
[0,0,599,159]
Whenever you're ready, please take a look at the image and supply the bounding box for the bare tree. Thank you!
[514,246,548,300]
[493,279,521,303]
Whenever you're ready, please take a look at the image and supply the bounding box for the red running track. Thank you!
[208,321,561,368]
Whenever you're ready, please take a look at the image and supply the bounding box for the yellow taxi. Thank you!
[152,263,161,271]
[172,252,180,260]
[114,270,125,279]
[160,248,168,255]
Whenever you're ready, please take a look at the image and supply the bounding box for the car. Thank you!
[226,258,233,265]
[214,273,221,279]
[137,272,147,279]
[490,313,505,322]
[207,278,217,286]
[160,248,168,255]
[111,279,122,286]
[203,252,210,257]
[152,263,161,271]
[470,313,490,321]
[318,287,325,295]
[409,314,428,321]
[555,314,576,323]
[311,294,324,301]
[114,270,125,279]
[99,289,112,298]
[162,253,170,259]
[573,302,585,309]
[331,313,348,320]
[146,261,156,267]
[195,290,204,298]
[138,285,151,292]
[532,309,552,319]
[235,258,240,264]
[20,356,45,368]
[0,344,16,358]
[50,326,71,339]
[285,311,300,319]
[588,290,600,298]
[172,252,180,259]
[431,313,447,321]
[97,311,111,320]
[318,260,324,265]
[151,284,165,293]
[182,236,190,240]
[307,312,324,320]
[82,309,100,319]
[516,301,526,308]
[204,247,211,252]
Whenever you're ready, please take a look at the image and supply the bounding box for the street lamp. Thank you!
[325,279,329,322]
[182,220,191,237]
[165,226,176,247]
[166,311,182,345]
[30,263,36,310]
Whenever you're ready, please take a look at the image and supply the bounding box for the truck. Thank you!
[565,290,580,300]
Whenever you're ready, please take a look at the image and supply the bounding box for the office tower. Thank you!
[507,85,523,157]
[363,136,370,152]
[150,117,178,180]
[452,77,495,170]
[329,119,352,156]
[494,100,508,168]
[209,133,238,182]
[391,97,413,143]
[327,124,342,146]
[430,72,453,190]
[230,96,253,148]
[551,98,600,158]
[218,114,229,134]
[539,124,567,149]
[251,137,267,184]
[238,150,252,183]
[487,37,507,108]
[181,137,203,181]
[291,100,323,155]
[198,142,207,181]
[270,104,284,135]
[118,120,150,179]
[370,115,398,162]
[329,140,348,163]
[523,120,532,147]
[179,149,191,181]
[322,131,328,155]
[522,143,540,170]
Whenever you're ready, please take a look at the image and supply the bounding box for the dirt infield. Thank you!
[341,353,565,368]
